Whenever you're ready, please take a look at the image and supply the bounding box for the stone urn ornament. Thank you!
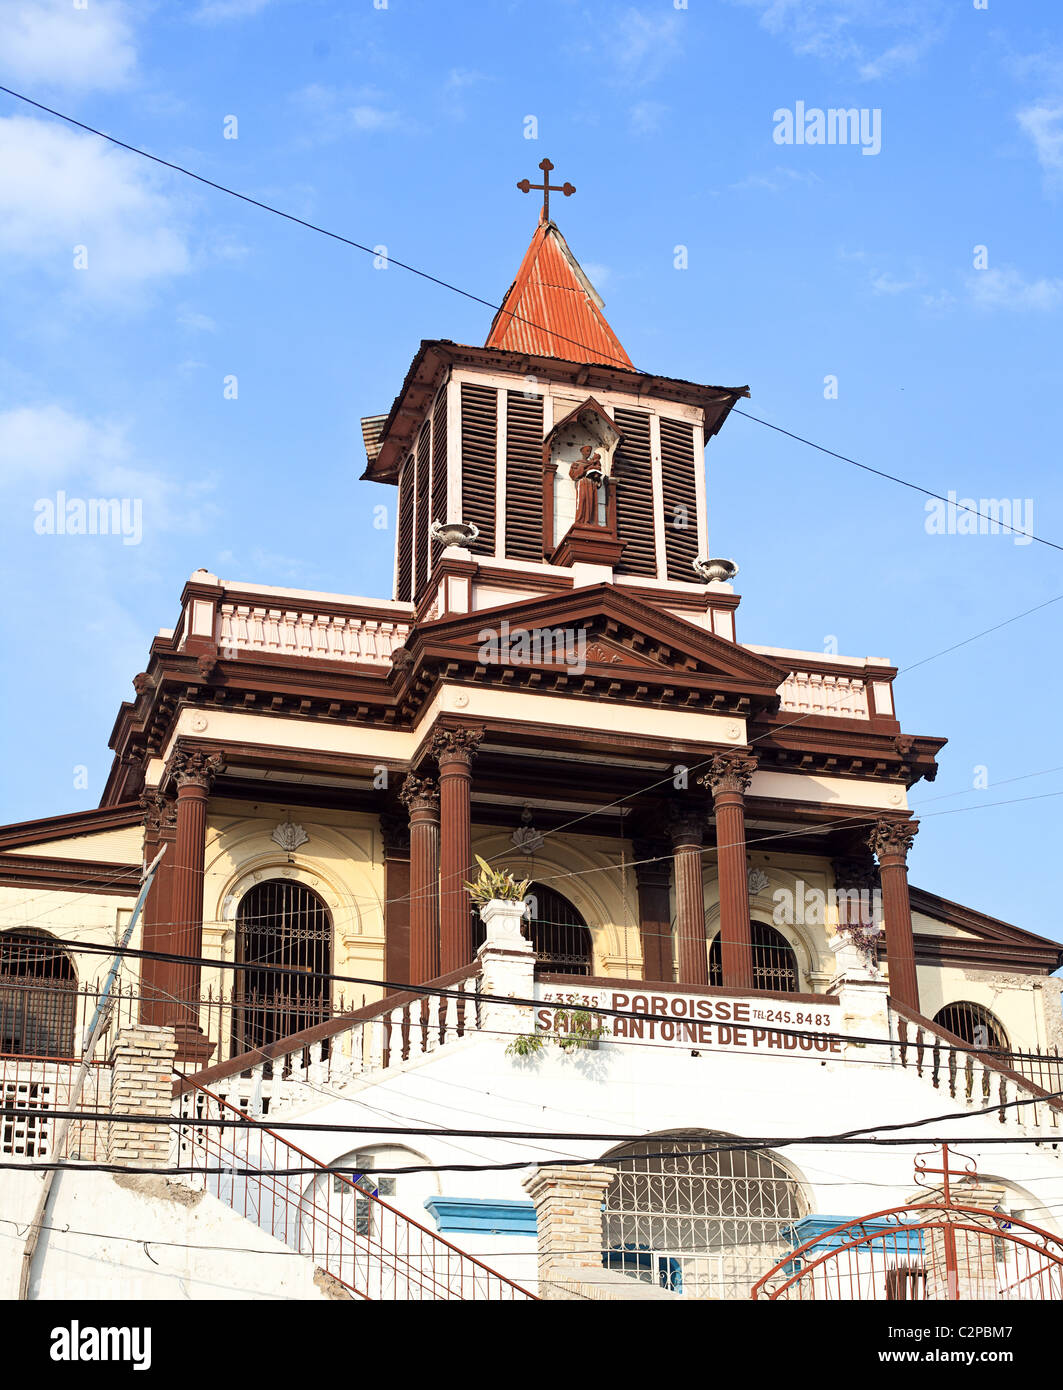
[692,557,739,584]
[430,519,480,548]
[828,921,883,978]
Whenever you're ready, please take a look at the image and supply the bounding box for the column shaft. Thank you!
[670,813,708,986]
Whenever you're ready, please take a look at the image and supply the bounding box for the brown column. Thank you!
[400,773,440,984]
[138,791,177,1025]
[380,813,411,992]
[699,752,757,990]
[166,747,223,1064]
[868,817,920,1011]
[431,726,484,975]
[633,838,673,982]
[668,806,708,986]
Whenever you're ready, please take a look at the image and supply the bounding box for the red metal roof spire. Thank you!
[485,163,633,368]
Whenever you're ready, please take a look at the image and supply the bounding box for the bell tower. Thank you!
[361,167,748,641]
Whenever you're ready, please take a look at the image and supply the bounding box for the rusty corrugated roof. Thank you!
[485,217,633,368]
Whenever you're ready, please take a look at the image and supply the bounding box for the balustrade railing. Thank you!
[0,1054,110,1161]
[173,1076,534,1300]
[778,670,869,720]
[217,602,410,665]
[891,1004,1063,1133]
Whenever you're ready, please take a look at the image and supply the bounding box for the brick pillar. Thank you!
[400,773,440,984]
[633,838,673,982]
[669,806,708,986]
[868,817,920,1011]
[107,1025,178,1169]
[138,791,177,1025]
[431,725,483,975]
[380,813,411,993]
[166,747,223,1065]
[522,1165,615,1297]
[699,752,757,990]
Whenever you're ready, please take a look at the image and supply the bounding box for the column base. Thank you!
[171,1024,216,1069]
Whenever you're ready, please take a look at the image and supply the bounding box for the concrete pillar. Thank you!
[699,752,757,990]
[107,1025,178,1169]
[633,838,673,982]
[669,806,708,986]
[166,747,223,1065]
[431,725,483,975]
[400,773,440,983]
[868,818,920,1012]
[522,1165,615,1297]
[380,813,411,992]
[138,791,177,1026]
[476,899,535,1037]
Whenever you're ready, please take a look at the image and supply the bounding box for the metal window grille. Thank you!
[602,1134,808,1299]
[932,1001,1009,1052]
[232,881,332,1055]
[708,921,799,994]
[0,931,78,1058]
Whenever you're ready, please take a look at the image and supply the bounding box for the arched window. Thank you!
[232,880,332,1054]
[933,1001,1009,1052]
[708,921,799,993]
[0,930,78,1058]
[601,1130,808,1299]
[525,883,592,975]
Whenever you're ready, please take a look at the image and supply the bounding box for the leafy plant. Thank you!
[506,994,610,1059]
[464,854,531,906]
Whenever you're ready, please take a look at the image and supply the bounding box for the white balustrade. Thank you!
[217,602,410,666]
[778,671,870,720]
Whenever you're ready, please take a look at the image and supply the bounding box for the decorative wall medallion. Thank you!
[452,691,470,709]
[272,821,309,853]
[888,790,904,806]
[191,714,208,732]
[748,868,771,895]
[727,723,742,741]
[511,805,544,855]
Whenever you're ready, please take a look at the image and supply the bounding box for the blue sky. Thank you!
[0,0,1061,938]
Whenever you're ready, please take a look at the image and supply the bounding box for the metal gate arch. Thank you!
[751,1147,1063,1301]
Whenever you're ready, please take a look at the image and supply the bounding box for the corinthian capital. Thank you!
[169,746,226,791]
[698,751,758,798]
[398,772,440,815]
[140,790,177,834]
[429,724,485,765]
[867,817,919,864]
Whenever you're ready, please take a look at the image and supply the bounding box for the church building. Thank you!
[3,171,1063,1302]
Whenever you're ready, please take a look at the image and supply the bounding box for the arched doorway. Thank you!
[232,880,332,1054]
[0,929,77,1057]
[933,1002,1009,1052]
[708,921,799,993]
[601,1130,808,1298]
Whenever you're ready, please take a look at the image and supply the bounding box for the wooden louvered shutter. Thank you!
[660,417,699,581]
[431,387,448,529]
[612,408,657,577]
[460,382,496,554]
[505,391,544,561]
[414,420,431,594]
[395,454,414,601]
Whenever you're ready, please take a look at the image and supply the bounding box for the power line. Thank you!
[1,82,1060,556]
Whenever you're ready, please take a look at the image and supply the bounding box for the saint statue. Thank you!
[569,444,604,526]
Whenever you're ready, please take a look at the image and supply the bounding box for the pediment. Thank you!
[408,584,789,699]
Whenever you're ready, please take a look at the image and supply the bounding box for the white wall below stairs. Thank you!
[0,1169,350,1301]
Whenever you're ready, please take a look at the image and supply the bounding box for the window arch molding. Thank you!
[702,911,808,993]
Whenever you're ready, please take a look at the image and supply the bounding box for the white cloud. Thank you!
[192,0,274,21]
[291,84,409,140]
[870,272,920,296]
[728,0,945,79]
[0,116,189,297]
[604,9,683,85]
[731,166,821,192]
[0,403,218,533]
[967,266,1063,312]
[630,101,667,135]
[0,0,136,91]
[1017,103,1063,194]
[177,309,217,333]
